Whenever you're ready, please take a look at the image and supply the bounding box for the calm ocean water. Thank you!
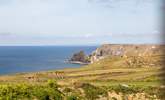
[0,46,97,75]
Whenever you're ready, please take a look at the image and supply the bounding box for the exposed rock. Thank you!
[90,44,165,63]
[69,44,165,65]
[69,51,90,64]
[120,84,129,88]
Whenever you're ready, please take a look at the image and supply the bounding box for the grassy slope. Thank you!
[0,55,163,88]
[0,55,164,99]
[60,56,163,86]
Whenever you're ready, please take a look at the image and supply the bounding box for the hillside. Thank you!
[0,44,164,99]
[90,44,165,63]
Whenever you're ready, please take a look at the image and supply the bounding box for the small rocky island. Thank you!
[69,51,90,64]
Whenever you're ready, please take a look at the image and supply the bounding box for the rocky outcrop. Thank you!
[69,44,165,64]
[69,51,90,64]
[90,44,165,63]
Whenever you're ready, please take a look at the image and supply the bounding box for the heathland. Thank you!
[0,44,164,100]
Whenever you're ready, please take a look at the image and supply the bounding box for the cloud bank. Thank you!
[0,0,161,45]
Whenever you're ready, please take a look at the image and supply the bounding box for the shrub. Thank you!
[47,79,58,88]
[80,83,107,100]
[34,87,63,100]
[107,84,139,94]
[0,81,63,100]
[63,87,73,93]
[66,94,79,100]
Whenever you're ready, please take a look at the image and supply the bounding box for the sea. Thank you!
[0,46,97,75]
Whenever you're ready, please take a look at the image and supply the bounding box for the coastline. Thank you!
[0,52,164,99]
[0,46,96,75]
[66,60,90,65]
[0,60,87,76]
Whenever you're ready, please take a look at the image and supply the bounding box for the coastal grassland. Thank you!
[0,55,164,99]
[0,56,163,85]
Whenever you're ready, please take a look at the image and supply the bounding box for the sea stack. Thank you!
[69,51,90,64]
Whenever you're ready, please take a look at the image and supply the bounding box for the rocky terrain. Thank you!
[69,51,90,64]
[71,44,165,64]
[90,44,165,63]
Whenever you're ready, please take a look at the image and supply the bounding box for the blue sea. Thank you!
[0,46,97,75]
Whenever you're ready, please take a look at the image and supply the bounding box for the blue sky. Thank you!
[0,0,162,45]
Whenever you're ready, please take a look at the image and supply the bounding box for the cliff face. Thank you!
[90,44,165,63]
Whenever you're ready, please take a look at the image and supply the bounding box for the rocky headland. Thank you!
[70,44,165,64]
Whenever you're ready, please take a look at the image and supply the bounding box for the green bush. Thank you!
[0,80,63,100]
[66,94,79,100]
[63,87,73,93]
[81,83,107,100]
[47,79,58,88]
[107,85,165,99]
[0,81,163,100]
[34,87,63,100]
[107,84,139,94]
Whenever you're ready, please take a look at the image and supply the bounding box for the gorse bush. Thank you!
[47,79,58,88]
[0,84,33,99]
[32,86,63,100]
[0,80,63,100]
[112,84,138,94]
[0,82,163,100]
[66,94,79,100]
[80,83,107,100]
[107,84,165,99]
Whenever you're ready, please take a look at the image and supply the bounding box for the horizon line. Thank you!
[0,43,164,46]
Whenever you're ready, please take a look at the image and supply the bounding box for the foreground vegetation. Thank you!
[0,55,164,99]
[0,80,164,100]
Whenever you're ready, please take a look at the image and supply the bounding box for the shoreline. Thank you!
[67,61,89,65]
[0,61,87,76]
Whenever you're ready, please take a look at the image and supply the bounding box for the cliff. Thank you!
[90,44,165,63]
[69,44,165,65]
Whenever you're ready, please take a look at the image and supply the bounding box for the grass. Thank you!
[0,56,163,85]
[0,55,164,99]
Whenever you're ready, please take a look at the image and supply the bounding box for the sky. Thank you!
[0,0,162,46]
